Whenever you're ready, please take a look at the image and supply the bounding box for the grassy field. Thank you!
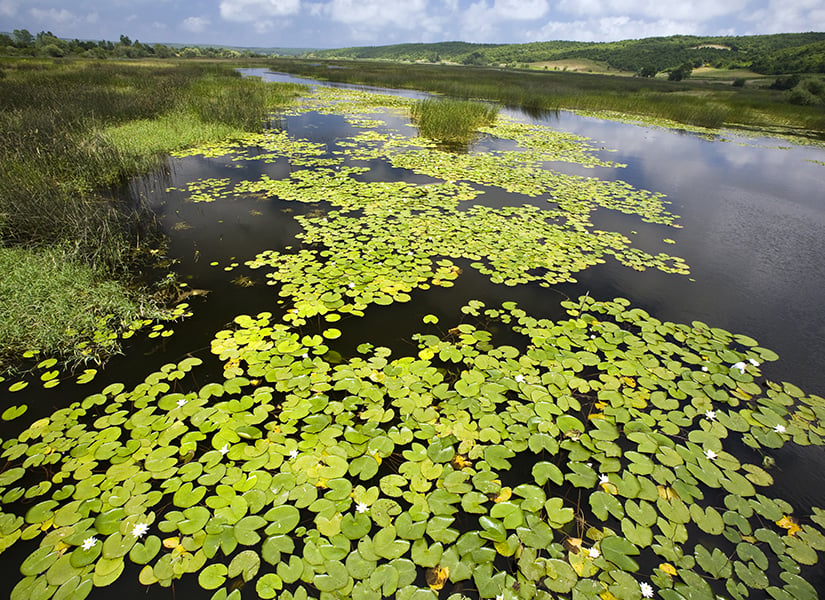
[0,58,307,368]
[525,58,630,76]
[265,57,825,137]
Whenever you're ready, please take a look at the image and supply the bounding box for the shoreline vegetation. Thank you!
[263,58,825,138]
[0,58,307,370]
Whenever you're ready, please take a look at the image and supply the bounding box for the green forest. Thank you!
[307,32,825,75]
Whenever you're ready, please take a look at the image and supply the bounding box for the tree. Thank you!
[43,44,64,58]
[638,66,657,78]
[13,29,34,46]
[668,62,693,81]
[152,44,176,58]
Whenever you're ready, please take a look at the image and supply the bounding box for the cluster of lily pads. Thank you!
[2,84,824,600]
[2,296,824,600]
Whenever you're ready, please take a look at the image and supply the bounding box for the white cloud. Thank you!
[457,0,550,41]
[493,0,548,20]
[556,0,749,21]
[0,0,19,18]
[745,0,825,33]
[321,0,449,42]
[529,16,696,42]
[220,0,301,22]
[326,0,429,28]
[181,16,210,32]
[29,7,77,26]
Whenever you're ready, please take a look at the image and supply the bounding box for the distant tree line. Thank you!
[309,33,825,76]
[0,29,264,59]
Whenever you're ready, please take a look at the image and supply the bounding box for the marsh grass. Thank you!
[0,58,307,367]
[267,58,825,136]
[409,98,499,146]
[0,60,307,272]
[0,246,152,365]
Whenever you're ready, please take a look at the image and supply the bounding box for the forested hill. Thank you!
[307,32,825,74]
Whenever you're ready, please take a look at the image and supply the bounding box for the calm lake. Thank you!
[2,68,825,600]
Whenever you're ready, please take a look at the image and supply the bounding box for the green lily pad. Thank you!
[198,563,228,590]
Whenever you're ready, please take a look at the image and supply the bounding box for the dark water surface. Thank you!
[3,69,825,599]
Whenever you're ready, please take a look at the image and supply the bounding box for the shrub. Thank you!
[788,88,820,106]
[803,78,825,97]
[770,74,800,90]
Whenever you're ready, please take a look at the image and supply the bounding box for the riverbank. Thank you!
[0,58,307,370]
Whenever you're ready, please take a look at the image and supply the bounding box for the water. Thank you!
[3,68,825,599]
[245,68,825,396]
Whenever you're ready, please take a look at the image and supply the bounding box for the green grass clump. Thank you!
[410,98,499,146]
[0,246,152,367]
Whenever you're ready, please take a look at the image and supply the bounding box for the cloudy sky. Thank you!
[1,0,823,48]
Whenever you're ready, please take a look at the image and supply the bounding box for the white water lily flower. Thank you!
[774,424,786,434]
[219,444,229,455]
[81,536,98,551]
[640,581,654,598]
[176,398,187,407]
[705,410,716,421]
[705,449,717,460]
[598,473,610,485]
[701,366,708,372]
[348,282,355,288]
[588,547,600,559]
[732,361,747,374]
[356,502,368,514]
[749,358,761,366]
[302,353,309,359]
[514,374,525,383]
[131,523,149,538]
[289,449,299,459]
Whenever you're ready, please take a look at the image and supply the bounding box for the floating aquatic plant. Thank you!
[1,298,824,600]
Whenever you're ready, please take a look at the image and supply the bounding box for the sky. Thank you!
[1,0,824,49]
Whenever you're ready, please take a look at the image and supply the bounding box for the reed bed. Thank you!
[409,98,499,146]
[0,58,307,366]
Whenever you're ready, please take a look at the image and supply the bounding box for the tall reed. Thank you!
[409,98,499,147]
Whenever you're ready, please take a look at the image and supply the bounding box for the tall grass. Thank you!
[0,246,151,365]
[409,98,499,146]
[267,58,825,136]
[0,59,307,273]
[0,58,307,367]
